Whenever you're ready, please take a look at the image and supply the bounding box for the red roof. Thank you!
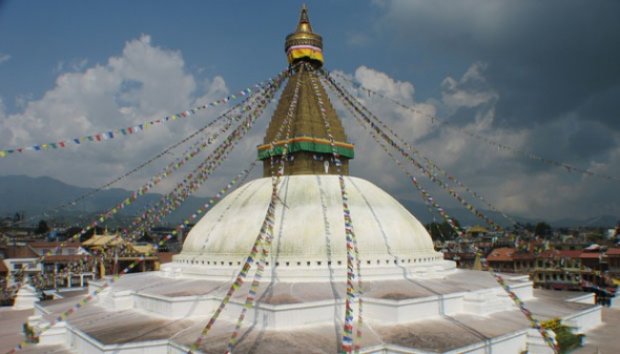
[607,248,620,256]
[487,247,534,262]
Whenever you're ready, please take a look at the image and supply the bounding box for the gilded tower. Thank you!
[257,5,354,176]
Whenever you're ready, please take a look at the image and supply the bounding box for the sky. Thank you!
[0,0,619,224]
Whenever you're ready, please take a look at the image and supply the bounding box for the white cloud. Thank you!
[355,65,414,104]
[347,33,371,47]
[0,53,10,65]
[2,35,618,223]
[0,35,230,192]
[441,62,498,115]
[54,58,89,74]
[329,63,620,221]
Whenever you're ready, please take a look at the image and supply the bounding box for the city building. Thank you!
[81,230,158,277]
[533,250,583,291]
[487,247,535,273]
[28,241,93,289]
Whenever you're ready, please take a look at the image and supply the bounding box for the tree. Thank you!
[534,222,552,237]
[65,226,84,241]
[426,220,460,240]
[524,223,535,233]
[35,220,50,235]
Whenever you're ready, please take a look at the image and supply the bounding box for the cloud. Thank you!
[54,58,89,74]
[329,63,620,221]
[440,62,498,119]
[342,0,620,221]
[372,0,620,131]
[1,31,618,223]
[346,33,371,47]
[0,35,231,193]
[0,53,10,64]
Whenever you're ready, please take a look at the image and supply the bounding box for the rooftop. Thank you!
[487,247,535,262]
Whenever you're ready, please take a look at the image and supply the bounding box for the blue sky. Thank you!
[1,0,619,223]
[0,0,460,112]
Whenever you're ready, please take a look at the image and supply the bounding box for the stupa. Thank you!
[26,6,602,354]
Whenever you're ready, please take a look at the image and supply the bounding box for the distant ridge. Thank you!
[0,175,614,228]
[0,175,209,227]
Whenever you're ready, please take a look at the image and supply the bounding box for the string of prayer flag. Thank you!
[0,73,286,158]
[7,71,288,306]
[190,63,302,353]
[322,71,504,233]
[5,163,257,354]
[307,64,363,354]
[329,71,620,183]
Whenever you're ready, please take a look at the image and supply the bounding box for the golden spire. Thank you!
[296,4,313,33]
[285,5,324,67]
[257,6,353,176]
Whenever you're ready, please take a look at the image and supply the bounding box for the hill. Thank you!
[0,175,614,229]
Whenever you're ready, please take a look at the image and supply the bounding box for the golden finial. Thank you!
[297,4,313,33]
[285,5,324,66]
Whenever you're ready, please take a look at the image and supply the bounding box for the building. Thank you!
[466,225,489,237]
[487,247,535,273]
[28,241,93,289]
[81,230,158,277]
[533,250,583,291]
[2,244,41,286]
[608,248,620,278]
[21,7,605,354]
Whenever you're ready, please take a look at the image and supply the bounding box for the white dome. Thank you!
[170,175,452,281]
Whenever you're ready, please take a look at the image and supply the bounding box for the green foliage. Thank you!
[534,222,552,237]
[426,220,460,240]
[541,318,583,353]
[22,322,39,343]
[35,219,50,235]
[556,327,583,353]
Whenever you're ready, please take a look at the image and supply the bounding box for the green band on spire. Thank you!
[258,141,354,160]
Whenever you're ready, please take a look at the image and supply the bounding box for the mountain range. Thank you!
[0,175,616,229]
